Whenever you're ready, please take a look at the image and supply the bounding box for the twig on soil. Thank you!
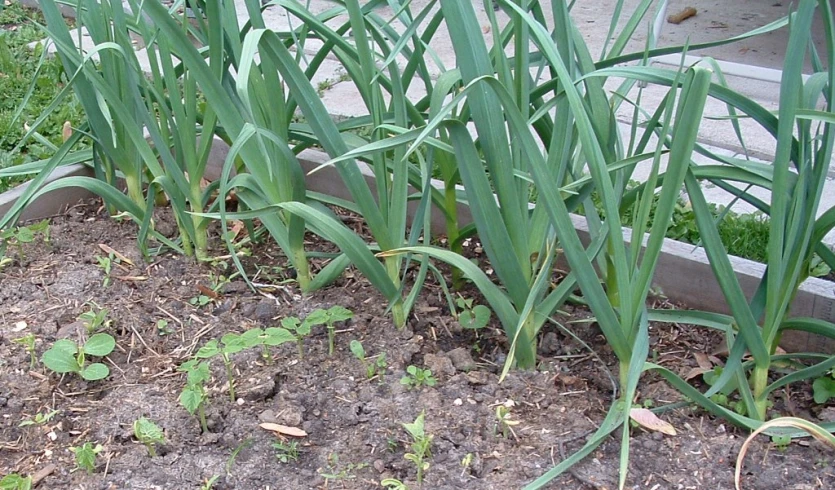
[173,323,215,358]
[129,322,159,357]
[30,463,56,487]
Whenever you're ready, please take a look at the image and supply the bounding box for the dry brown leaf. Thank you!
[693,352,713,370]
[98,243,134,266]
[62,121,73,142]
[629,408,677,436]
[683,366,710,381]
[259,422,307,438]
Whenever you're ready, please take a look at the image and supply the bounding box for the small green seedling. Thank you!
[69,442,103,474]
[349,340,387,379]
[41,333,116,381]
[19,409,59,427]
[319,453,368,481]
[0,473,32,490]
[402,412,432,484]
[813,371,835,404]
[281,316,312,359]
[78,304,111,334]
[304,306,354,356]
[771,434,792,451]
[156,319,175,336]
[189,294,212,308]
[273,441,300,463]
[200,476,220,490]
[381,478,408,490]
[455,295,491,330]
[495,401,520,439]
[195,326,294,401]
[133,417,164,457]
[400,365,437,390]
[259,326,296,364]
[95,252,115,288]
[178,360,211,433]
[12,333,37,369]
[0,220,48,266]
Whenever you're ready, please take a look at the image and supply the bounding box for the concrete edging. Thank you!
[4,147,834,353]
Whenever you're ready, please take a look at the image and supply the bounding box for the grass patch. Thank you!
[0,1,85,193]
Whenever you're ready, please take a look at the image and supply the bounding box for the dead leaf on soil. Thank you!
[259,422,307,438]
[693,352,713,370]
[683,366,711,381]
[629,408,677,436]
[62,121,72,142]
[98,244,134,266]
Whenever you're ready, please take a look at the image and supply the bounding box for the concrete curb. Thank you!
[8,146,831,352]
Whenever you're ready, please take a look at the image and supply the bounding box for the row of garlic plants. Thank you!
[4,0,835,487]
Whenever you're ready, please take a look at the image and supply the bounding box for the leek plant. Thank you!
[1,0,219,258]
[640,0,835,429]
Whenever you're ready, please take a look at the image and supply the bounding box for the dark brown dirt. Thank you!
[1,201,833,490]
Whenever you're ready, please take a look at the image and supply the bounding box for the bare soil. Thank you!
[1,201,833,490]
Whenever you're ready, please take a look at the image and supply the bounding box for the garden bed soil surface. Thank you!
[1,202,833,490]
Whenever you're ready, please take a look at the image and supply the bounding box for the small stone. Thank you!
[55,321,83,339]
[253,299,279,323]
[539,332,560,355]
[373,459,386,473]
[258,410,277,423]
[276,403,305,427]
[818,406,835,422]
[466,371,492,385]
[447,348,477,372]
[423,353,455,378]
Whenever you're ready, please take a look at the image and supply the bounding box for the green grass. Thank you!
[0,1,85,193]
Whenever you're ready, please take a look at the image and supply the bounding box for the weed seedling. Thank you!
[281,316,312,359]
[401,412,432,484]
[319,453,368,481]
[200,476,219,490]
[133,417,164,457]
[349,340,387,379]
[178,360,211,433]
[304,306,353,356]
[0,220,48,266]
[195,326,294,402]
[156,319,175,336]
[12,333,37,369]
[813,370,835,404]
[226,438,253,475]
[400,365,437,390]
[41,333,116,381]
[494,400,520,439]
[771,434,792,451]
[455,295,491,331]
[189,294,212,308]
[273,441,300,463]
[69,442,103,474]
[19,409,59,427]
[78,304,111,334]
[95,252,115,288]
[0,473,32,490]
[381,478,408,490]
[259,326,296,364]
